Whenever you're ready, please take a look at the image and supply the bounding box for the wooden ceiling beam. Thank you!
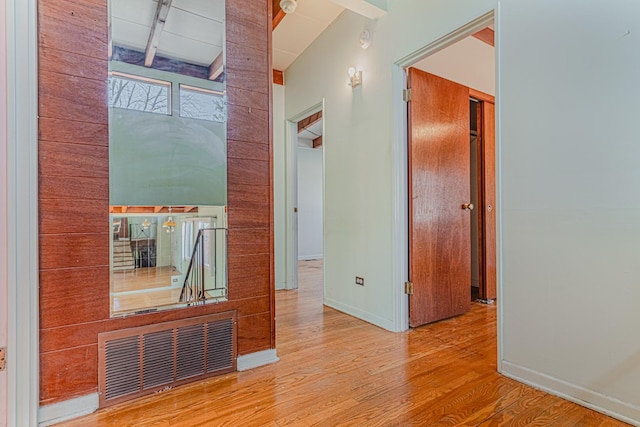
[272,0,286,30]
[145,0,173,67]
[472,27,494,47]
[209,52,224,80]
[273,69,284,85]
[297,111,322,133]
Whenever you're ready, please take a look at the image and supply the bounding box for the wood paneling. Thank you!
[237,313,272,355]
[39,176,109,201]
[39,71,108,123]
[40,321,106,353]
[40,345,98,404]
[226,86,269,111]
[39,118,108,146]
[226,104,269,144]
[227,139,270,161]
[39,141,109,178]
[40,267,110,329]
[227,254,270,299]
[40,233,110,270]
[39,199,107,234]
[228,229,270,255]
[227,158,270,186]
[38,0,274,405]
[38,0,107,59]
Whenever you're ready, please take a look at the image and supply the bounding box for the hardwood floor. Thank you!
[57,259,628,426]
[111,267,183,315]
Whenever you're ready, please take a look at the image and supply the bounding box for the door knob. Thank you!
[462,203,474,210]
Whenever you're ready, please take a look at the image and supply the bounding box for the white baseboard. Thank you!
[298,254,323,261]
[38,393,99,426]
[38,351,281,425]
[237,349,279,371]
[324,297,396,332]
[501,360,640,426]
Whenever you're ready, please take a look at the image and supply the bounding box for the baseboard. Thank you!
[501,360,640,426]
[37,351,280,425]
[298,254,323,261]
[237,349,279,371]
[324,297,396,332]
[38,393,99,426]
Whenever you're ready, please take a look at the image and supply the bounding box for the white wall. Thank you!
[284,0,640,423]
[284,0,495,331]
[500,0,640,423]
[273,83,287,290]
[297,146,323,260]
[0,0,8,423]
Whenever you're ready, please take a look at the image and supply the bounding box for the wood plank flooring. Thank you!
[57,260,628,426]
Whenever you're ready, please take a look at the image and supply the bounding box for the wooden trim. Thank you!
[268,0,277,350]
[109,206,199,214]
[297,111,322,133]
[472,27,494,47]
[312,136,322,148]
[469,88,494,104]
[272,0,286,30]
[145,0,173,67]
[273,69,284,85]
[209,52,224,81]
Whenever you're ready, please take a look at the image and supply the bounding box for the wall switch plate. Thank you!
[355,276,365,286]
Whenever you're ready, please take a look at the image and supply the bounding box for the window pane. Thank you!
[180,86,227,122]
[109,74,170,115]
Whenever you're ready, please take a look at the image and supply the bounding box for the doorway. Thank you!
[404,16,496,327]
[284,103,325,294]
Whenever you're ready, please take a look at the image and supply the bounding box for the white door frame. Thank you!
[284,101,325,290]
[4,0,40,424]
[390,11,498,337]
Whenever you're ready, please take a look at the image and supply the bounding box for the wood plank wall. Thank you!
[37,0,274,405]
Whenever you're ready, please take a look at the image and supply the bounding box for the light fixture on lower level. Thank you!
[141,218,151,229]
[348,66,362,88]
[162,207,176,233]
[280,0,297,14]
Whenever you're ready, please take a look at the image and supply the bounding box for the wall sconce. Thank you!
[348,67,362,88]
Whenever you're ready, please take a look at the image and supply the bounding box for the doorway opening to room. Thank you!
[284,103,325,300]
[403,15,496,328]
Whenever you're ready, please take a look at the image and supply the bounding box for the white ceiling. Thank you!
[111,0,224,67]
[272,0,344,71]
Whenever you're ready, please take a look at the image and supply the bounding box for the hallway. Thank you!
[57,260,626,426]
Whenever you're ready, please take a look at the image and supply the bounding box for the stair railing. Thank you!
[179,227,227,305]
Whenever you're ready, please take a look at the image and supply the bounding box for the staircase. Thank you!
[113,240,135,271]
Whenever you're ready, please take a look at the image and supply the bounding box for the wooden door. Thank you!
[479,100,497,300]
[408,68,471,327]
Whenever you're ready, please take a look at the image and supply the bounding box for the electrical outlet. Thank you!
[355,276,365,286]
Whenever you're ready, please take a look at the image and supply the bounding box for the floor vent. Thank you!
[98,311,236,408]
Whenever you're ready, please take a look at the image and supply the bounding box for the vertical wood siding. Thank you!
[37,0,273,405]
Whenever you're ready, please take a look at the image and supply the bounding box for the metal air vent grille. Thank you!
[99,311,236,407]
